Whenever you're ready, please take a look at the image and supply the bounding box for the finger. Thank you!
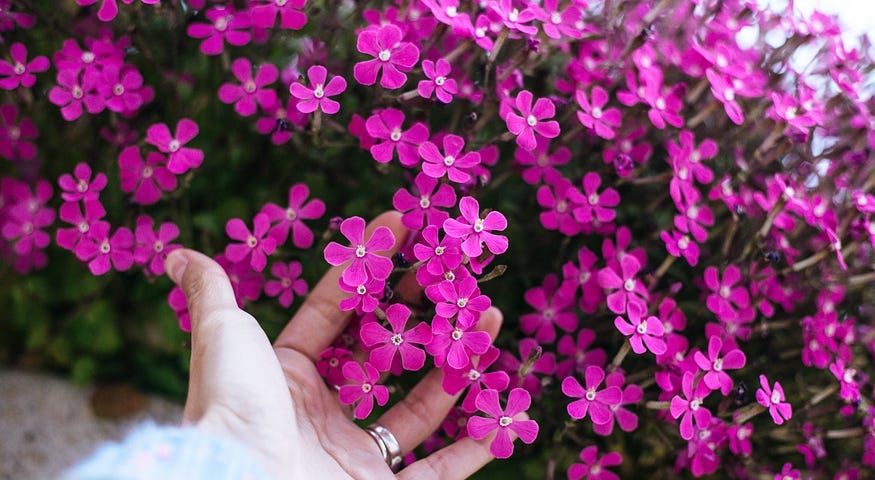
[274,211,409,360]
[377,307,503,455]
[396,429,511,480]
[166,248,239,330]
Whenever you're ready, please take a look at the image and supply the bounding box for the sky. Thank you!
[794,0,875,39]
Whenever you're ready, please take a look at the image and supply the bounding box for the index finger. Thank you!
[274,211,409,360]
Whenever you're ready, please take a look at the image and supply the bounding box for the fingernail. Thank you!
[165,249,188,284]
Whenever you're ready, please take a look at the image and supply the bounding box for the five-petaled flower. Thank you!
[0,43,49,90]
[614,301,667,355]
[418,134,481,184]
[505,90,560,151]
[359,303,433,371]
[225,213,277,272]
[323,216,396,286]
[145,118,203,174]
[467,388,539,459]
[418,58,457,103]
[338,361,389,419]
[756,374,792,425]
[353,24,420,89]
[218,58,279,117]
[562,365,622,425]
[669,371,714,440]
[290,65,347,114]
[443,196,509,258]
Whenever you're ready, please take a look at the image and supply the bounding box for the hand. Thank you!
[165,212,506,479]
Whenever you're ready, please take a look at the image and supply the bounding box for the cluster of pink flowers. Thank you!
[4,0,875,477]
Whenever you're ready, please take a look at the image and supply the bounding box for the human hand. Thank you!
[165,212,508,479]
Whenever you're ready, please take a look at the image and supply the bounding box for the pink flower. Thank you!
[426,315,491,369]
[505,90,560,151]
[338,277,384,313]
[576,86,622,140]
[338,361,389,419]
[261,183,325,249]
[133,216,181,276]
[706,69,744,125]
[537,177,583,236]
[756,374,792,425]
[289,65,346,114]
[316,347,352,387]
[704,265,751,320]
[97,64,149,113]
[661,230,699,266]
[433,276,492,327]
[118,146,177,205]
[0,104,38,161]
[442,346,509,413]
[366,108,429,165]
[597,254,648,315]
[568,446,623,480]
[536,0,584,40]
[59,163,107,202]
[443,196,508,258]
[76,0,119,22]
[413,224,463,275]
[560,246,604,314]
[145,118,203,174]
[466,388,539,459]
[592,372,643,436]
[255,97,307,144]
[225,213,277,272]
[48,69,103,121]
[323,216,395,286]
[74,221,135,275]
[265,261,308,308]
[520,274,578,344]
[359,303,432,371]
[570,172,620,224]
[489,0,538,35]
[218,58,279,117]
[516,138,569,185]
[0,43,49,90]
[56,200,106,251]
[556,329,607,379]
[562,365,623,425]
[418,58,457,103]
[614,301,667,355]
[353,24,420,89]
[418,134,481,183]
[669,371,713,440]
[186,6,252,56]
[393,173,456,230]
[168,286,190,332]
[249,0,307,30]
[499,338,556,397]
[694,336,746,395]
[1,186,54,261]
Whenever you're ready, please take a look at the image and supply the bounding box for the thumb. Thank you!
[166,248,241,331]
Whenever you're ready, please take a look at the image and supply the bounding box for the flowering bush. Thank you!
[2,0,875,478]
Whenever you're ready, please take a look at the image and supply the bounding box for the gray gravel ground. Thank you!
[0,369,182,480]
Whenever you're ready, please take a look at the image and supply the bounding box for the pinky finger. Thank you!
[396,430,508,480]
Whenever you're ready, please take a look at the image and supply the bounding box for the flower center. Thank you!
[475,27,486,38]
[378,50,391,62]
[329,357,339,367]
[443,155,455,166]
[690,399,701,410]
[82,51,95,63]
[77,179,89,192]
[724,88,735,101]
[142,166,153,178]
[244,80,256,94]
[678,167,689,180]
[678,236,690,249]
[435,76,446,86]
[113,84,124,96]
[499,416,513,427]
[78,222,89,233]
[356,284,367,295]
[473,218,484,233]
[445,6,457,17]
[281,277,291,288]
[556,200,567,213]
[592,107,603,119]
[551,12,562,24]
[361,383,372,393]
[526,114,537,126]
[456,297,468,308]
[467,369,481,381]
[508,9,519,22]
[21,222,33,235]
[714,358,723,371]
[355,245,366,258]
[276,0,288,5]
[419,196,431,208]
[8,126,20,140]
[444,271,455,281]
[168,139,181,152]
[246,235,258,248]
[579,271,590,283]
[636,320,647,335]
[313,84,325,98]
[390,128,402,141]
[451,328,463,341]
[771,391,781,404]
[434,246,445,256]
[624,278,635,292]
[13,62,25,75]
[99,239,111,254]
[72,85,83,99]
[720,286,730,298]
[588,193,599,205]
[656,97,666,110]
[215,17,229,31]
[153,240,164,252]
[285,208,297,221]
[585,388,596,401]
[391,333,403,346]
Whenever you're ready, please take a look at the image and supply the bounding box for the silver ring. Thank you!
[365,423,403,470]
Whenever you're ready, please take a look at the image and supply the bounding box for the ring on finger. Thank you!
[365,423,403,470]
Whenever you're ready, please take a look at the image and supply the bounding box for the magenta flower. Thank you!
[591,372,643,436]
[338,277,384,313]
[58,163,107,203]
[661,230,699,266]
[537,0,584,40]
[264,261,308,308]
[442,346,510,413]
[48,69,103,121]
[289,65,347,114]
[562,365,623,425]
[56,200,106,251]
[418,58,457,103]
[669,371,713,440]
[466,388,539,459]
[393,173,456,231]
[353,24,420,89]
[186,6,252,56]
[316,347,352,387]
[338,361,389,420]
[706,69,744,125]
[225,213,277,272]
[520,274,578,344]
[97,64,149,114]
[597,254,648,315]
[516,138,569,185]
[537,177,583,236]
[694,336,746,395]
[556,329,607,379]
[505,90,560,151]
[443,196,508,258]
[499,338,556,397]
[413,224,463,275]
[570,172,620,224]
[74,221,135,275]
[118,147,177,205]
[359,303,432,371]
[133,216,180,276]
[0,43,49,90]
[418,134,481,183]
[427,315,491,369]
[0,104,38,162]
[576,86,622,140]
[704,265,751,320]
[568,446,623,480]
[249,0,307,30]
[261,183,324,249]
[756,375,792,425]
[366,108,429,166]
[323,216,395,286]
[433,276,492,327]
[75,0,119,22]
[256,97,307,144]
[614,301,667,355]
[145,118,203,174]
[218,58,278,117]
[168,286,191,332]
[489,0,538,35]
[561,246,604,314]
[1,194,54,260]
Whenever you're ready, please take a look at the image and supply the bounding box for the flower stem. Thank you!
[649,255,676,290]
[611,342,631,369]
